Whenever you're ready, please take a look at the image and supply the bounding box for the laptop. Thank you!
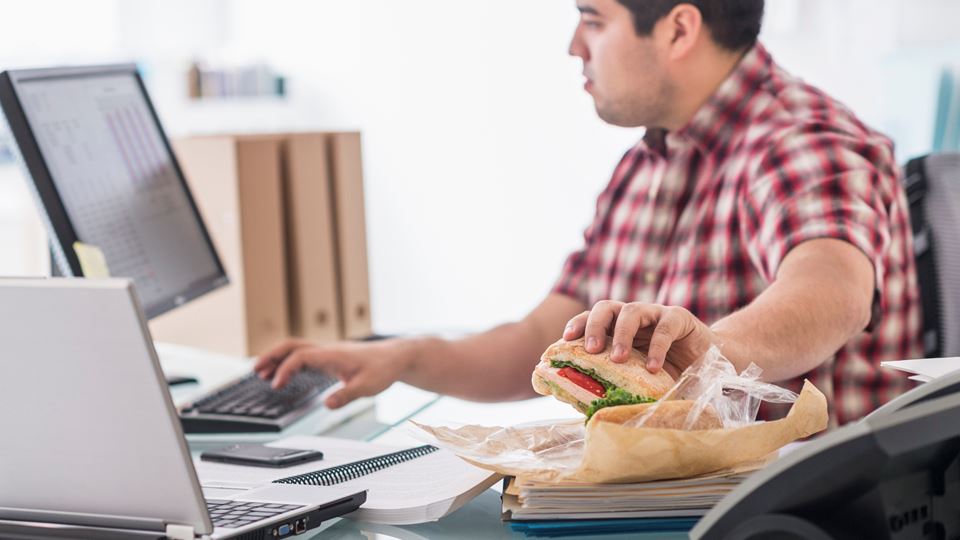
[0,278,366,539]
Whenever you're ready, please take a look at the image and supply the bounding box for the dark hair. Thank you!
[616,0,764,51]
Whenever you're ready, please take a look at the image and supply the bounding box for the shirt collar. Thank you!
[642,42,774,157]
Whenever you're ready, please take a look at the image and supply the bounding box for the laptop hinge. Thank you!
[165,524,195,540]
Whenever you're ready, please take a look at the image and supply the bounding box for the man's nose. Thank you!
[568,28,588,60]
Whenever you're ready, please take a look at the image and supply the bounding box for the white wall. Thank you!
[1,0,958,336]
[221,0,641,334]
[760,0,960,160]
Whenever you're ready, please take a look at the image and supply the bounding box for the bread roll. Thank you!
[590,400,723,430]
[538,338,674,399]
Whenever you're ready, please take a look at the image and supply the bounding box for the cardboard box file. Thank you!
[149,131,372,354]
[149,136,290,357]
[326,132,372,339]
[280,134,342,343]
[271,131,371,341]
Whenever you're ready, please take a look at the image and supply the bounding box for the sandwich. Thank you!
[532,337,676,420]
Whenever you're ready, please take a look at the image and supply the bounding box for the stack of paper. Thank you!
[881,357,960,383]
[502,467,756,522]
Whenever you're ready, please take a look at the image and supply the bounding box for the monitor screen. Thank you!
[0,65,227,318]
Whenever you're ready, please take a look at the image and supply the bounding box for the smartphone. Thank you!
[200,444,324,468]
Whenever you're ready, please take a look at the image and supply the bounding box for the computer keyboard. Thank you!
[205,499,304,529]
[179,370,337,433]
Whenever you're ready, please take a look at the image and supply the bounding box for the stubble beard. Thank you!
[592,45,674,129]
[594,78,673,129]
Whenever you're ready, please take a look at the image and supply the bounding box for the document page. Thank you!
[881,357,960,379]
[194,435,499,524]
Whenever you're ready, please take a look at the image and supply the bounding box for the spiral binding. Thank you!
[273,444,439,487]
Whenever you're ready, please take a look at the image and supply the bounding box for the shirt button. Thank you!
[644,271,657,285]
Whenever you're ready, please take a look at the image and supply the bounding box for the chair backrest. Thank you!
[904,153,960,357]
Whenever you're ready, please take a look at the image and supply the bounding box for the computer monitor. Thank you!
[0,64,227,318]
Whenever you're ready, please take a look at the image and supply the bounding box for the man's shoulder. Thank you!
[744,63,891,156]
[725,61,901,193]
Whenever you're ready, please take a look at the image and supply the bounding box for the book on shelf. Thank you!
[187,61,286,100]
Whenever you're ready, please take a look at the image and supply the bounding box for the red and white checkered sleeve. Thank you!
[738,127,901,316]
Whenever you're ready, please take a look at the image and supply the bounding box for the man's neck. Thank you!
[660,46,750,132]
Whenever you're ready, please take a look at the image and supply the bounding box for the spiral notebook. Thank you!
[273,444,439,486]
[195,436,500,525]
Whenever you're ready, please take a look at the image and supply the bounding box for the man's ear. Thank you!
[654,4,703,60]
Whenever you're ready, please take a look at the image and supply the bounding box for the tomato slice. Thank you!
[557,367,606,397]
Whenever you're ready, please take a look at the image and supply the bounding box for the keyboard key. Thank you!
[184,370,336,432]
[246,512,276,519]
[206,497,306,530]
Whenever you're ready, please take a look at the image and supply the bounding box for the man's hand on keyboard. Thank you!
[254,339,412,409]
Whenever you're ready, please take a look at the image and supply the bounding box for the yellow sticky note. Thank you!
[73,242,111,278]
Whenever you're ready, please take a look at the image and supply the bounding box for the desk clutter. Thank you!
[195,436,501,525]
[150,131,372,357]
[4,276,960,538]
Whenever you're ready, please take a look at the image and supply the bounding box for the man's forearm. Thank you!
[710,239,874,382]
[397,321,550,401]
[394,294,586,401]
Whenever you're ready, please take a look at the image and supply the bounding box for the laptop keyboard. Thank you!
[185,370,337,419]
[205,499,304,529]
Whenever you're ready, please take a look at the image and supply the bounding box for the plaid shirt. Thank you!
[553,43,922,427]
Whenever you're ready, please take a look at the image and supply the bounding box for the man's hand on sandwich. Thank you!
[562,301,717,379]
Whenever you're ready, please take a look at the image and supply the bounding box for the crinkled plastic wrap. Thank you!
[413,346,828,483]
[627,346,799,430]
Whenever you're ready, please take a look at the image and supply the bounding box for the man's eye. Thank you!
[582,20,602,29]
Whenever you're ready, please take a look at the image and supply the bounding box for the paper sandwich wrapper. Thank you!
[413,380,828,484]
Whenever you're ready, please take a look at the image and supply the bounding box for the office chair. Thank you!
[904,153,960,357]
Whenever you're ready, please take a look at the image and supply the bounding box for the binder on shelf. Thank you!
[327,132,373,339]
[150,130,372,353]
[279,133,342,343]
[149,136,290,357]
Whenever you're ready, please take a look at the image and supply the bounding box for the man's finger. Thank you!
[254,338,310,374]
[270,349,316,389]
[584,301,622,353]
[610,303,657,363]
[324,379,366,409]
[563,311,591,341]
[646,307,685,371]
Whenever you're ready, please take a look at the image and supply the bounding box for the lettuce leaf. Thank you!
[585,388,655,421]
[547,360,656,421]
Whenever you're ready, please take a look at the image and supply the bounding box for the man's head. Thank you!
[569,0,764,129]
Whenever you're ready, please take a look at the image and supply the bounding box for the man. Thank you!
[256,0,922,426]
